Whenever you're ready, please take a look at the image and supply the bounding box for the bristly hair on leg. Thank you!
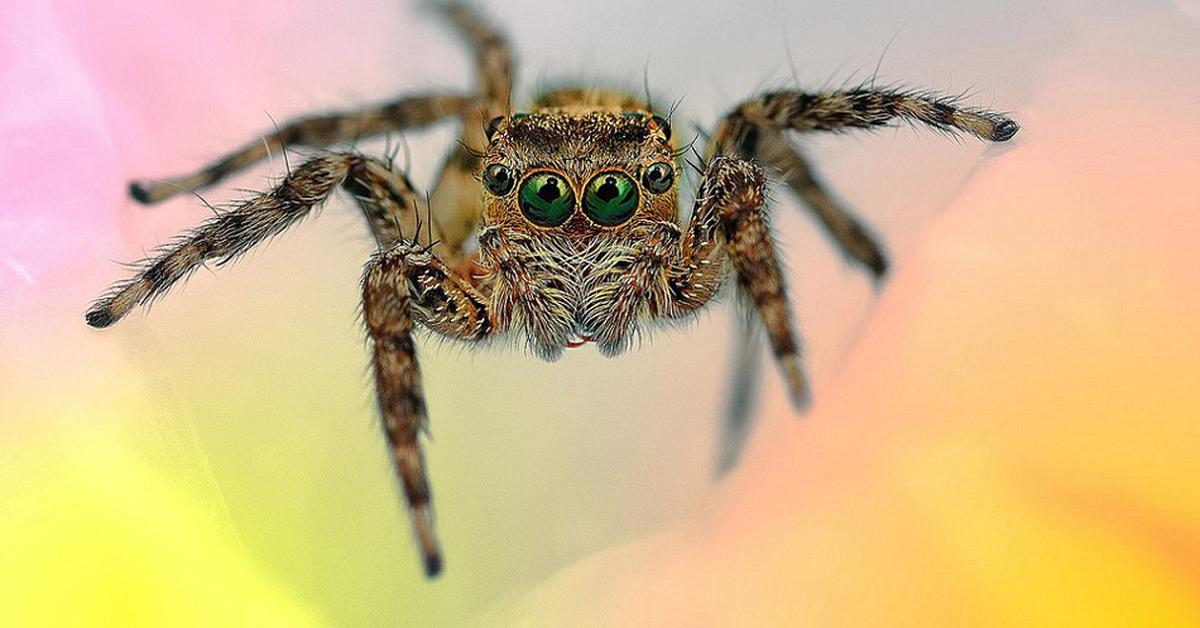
[264,110,293,178]
[867,19,910,91]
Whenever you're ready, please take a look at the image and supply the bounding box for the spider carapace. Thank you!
[85,3,1018,577]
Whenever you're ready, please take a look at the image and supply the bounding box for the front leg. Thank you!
[664,156,810,409]
[361,240,494,578]
[426,2,514,256]
[87,153,431,328]
[714,87,1019,145]
[130,94,470,205]
[708,86,1019,280]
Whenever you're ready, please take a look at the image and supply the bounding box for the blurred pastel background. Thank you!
[2,0,1198,625]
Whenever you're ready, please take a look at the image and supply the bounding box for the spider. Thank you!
[85,2,1018,577]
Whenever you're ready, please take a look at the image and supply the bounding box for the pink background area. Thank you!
[2,0,1198,625]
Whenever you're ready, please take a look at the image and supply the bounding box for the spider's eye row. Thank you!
[483,163,515,196]
[641,162,674,194]
[583,171,639,227]
[518,171,575,227]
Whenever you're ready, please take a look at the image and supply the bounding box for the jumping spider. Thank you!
[86,3,1018,577]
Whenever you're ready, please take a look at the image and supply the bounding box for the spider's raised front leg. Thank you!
[714,86,1019,145]
[710,86,1020,279]
[86,152,430,328]
[698,87,1019,469]
[426,2,514,259]
[129,95,471,205]
[361,239,494,577]
[660,156,811,408]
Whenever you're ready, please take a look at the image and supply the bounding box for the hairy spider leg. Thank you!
[88,153,426,327]
[128,94,470,206]
[426,2,515,264]
[659,156,812,408]
[750,129,889,279]
[100,2,514,580]
[706,86,1019,466]
[90,150,494,576]
[714,87,1020,143]
[363,238,494,578]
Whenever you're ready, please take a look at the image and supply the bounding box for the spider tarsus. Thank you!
[992,118,1020,142]
[85,306,116,329]
[128,181,158,205]
[409,503,444,578]
[780,354,812,413]
[423,552,444,578]
[864,248,889,280]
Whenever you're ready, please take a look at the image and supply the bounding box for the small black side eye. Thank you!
[642,162,674,194]
[483,163,515,196]
[650,114,671,141]
[485,116,505,142]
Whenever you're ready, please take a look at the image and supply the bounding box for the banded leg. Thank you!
[361,241,494,577]
[665,156,810,408]
[86,153,428,328]
[427,2,514,256]
[437,2,512,110]
[711,86,1020,148]
[694,89,1019,441]
[709,87,1019,277]
[756,130,888,278]
[129,94,470,205]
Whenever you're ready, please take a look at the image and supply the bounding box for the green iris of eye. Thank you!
[583,172,639,226]
[518,172,575,227]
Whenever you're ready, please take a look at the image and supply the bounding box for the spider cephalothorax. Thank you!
[85,2,1018,577]
[477,110,680,358]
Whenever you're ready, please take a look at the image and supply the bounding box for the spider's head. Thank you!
[476,110,682,360]
[478,109,677,231]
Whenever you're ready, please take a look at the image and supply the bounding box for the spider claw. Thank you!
[779,354,812,412]
[867,249,889,279]
[85,306,116,328]
[128,181,157,205]
[992,118,1020,142]
[423,551,443,578]
[410,504,443,578]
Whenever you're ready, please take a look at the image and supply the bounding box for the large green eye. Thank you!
[518,171,575,227]
[583,172,639,226]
